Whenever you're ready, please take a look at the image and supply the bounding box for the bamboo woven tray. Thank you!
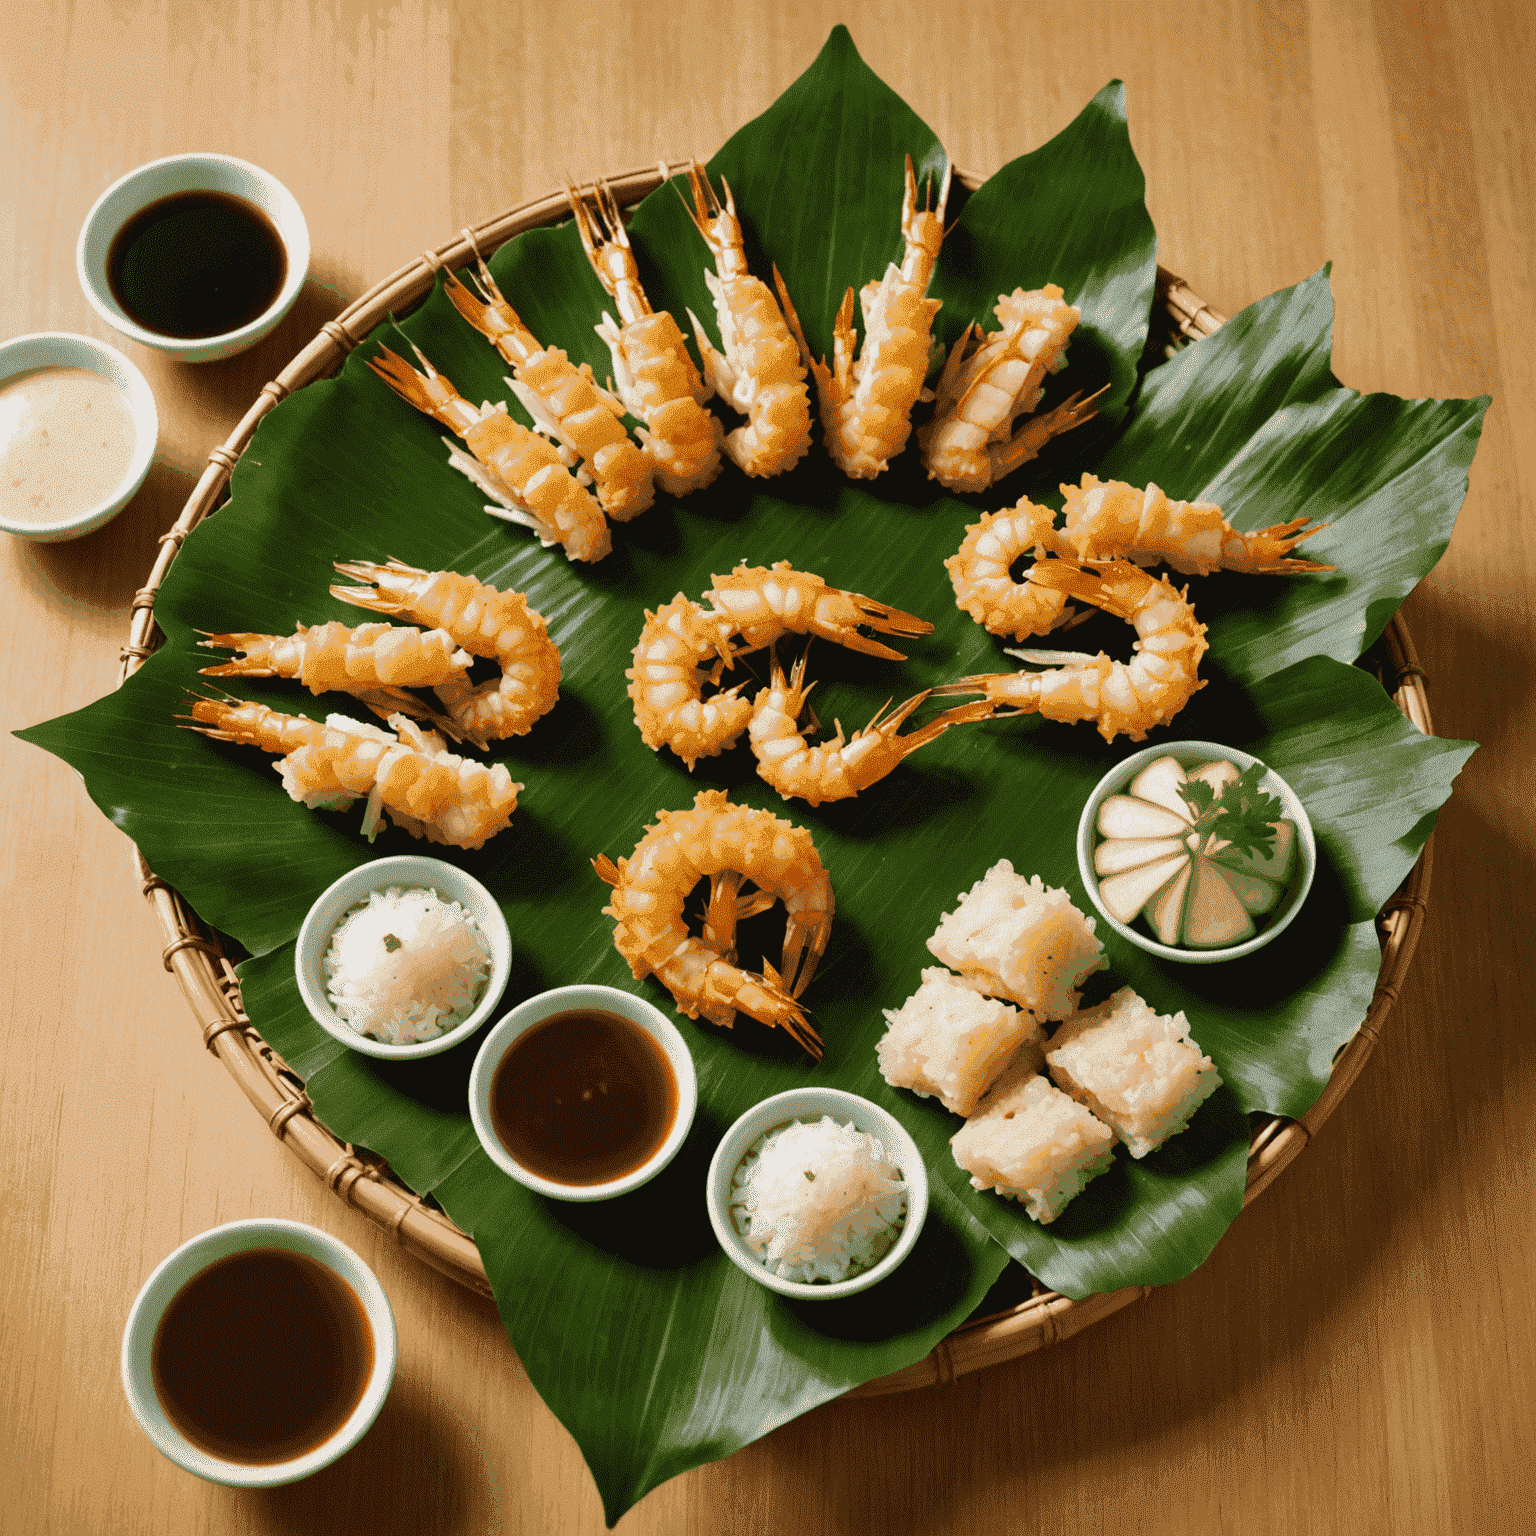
[121,165,1436,1397]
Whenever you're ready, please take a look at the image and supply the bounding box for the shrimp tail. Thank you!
[929,319,977,408]
[773,267,819,377]
[776,907,831,1008]
[329,562,410,615]
[987,382,1109,479]
[861,691,952,757]
[704,561,933,661]
[195,632,283,678]
[677,158,727,259]
[702,957,820,1056]
[441,268,500,341]
[827,286,858,402]
[1023,556,1144,614]
[367,343,477,434]
[751,962,823,1058]
[1222,515,1335,574]
[840,593,934,653]
[924,697,1006,727]
[178,686,265,740]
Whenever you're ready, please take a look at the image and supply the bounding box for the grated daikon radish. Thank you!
[323,885,491,1045]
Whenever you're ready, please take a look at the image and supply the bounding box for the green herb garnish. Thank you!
[1177,762,1285,860]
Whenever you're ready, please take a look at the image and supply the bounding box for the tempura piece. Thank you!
[877,967,1044,1116]
[950,1056,1116,1223]
[927,860,1107,1020]
[1045,986,1221,1158]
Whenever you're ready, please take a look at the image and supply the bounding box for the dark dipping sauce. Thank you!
[151,1247,372,1464]
[107,190,286,339]
[490,1009,678,1186]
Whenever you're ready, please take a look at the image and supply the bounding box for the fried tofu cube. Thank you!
[950,1057,1116,1223]
[927,860,1106,1021]
[877,967,1044,1116]
[1046,985,1221,1158]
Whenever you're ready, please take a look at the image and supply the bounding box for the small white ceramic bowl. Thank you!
[1076,739,1317,965]
[121,1218,396,1487]
[77,152,310,362]
[468,984,698,1203]
[706,1087,930,1301]
[295,855,512,1060]
[0,332,158,542]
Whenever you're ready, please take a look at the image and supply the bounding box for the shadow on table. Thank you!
[246,1370,499,1536]
[19,458,196,614]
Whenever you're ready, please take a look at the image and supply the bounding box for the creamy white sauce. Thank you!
[0,366,137,526]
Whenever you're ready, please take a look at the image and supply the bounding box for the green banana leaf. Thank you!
[18,26,1483,1524]
[1095,266,1490,686]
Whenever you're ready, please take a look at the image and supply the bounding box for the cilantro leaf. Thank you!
[1179,777,1216,820]
[1177,761,1286,860]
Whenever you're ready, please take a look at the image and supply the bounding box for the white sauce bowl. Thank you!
[1075,739,1318,964]
[706,1087,929,1300]
[77,152,310,363]
[294,855,513,1060]
[121,1218,396,1487]
[0,332,157,542]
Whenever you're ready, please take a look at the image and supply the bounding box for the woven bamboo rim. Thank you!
[121,165,1437,1391]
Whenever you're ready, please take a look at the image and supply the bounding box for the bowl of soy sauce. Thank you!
[77,152,310,363]
[122,1219,396,1486]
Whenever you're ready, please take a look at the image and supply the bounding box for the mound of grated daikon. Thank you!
[730,1117,907,1283]
[323,885,491,1045]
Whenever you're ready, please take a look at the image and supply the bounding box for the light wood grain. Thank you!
[3,2,1532,1532]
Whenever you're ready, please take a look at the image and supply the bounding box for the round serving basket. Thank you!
[121,165,1436,1394]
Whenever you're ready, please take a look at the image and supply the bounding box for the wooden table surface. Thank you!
[3,2,1531,1531]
